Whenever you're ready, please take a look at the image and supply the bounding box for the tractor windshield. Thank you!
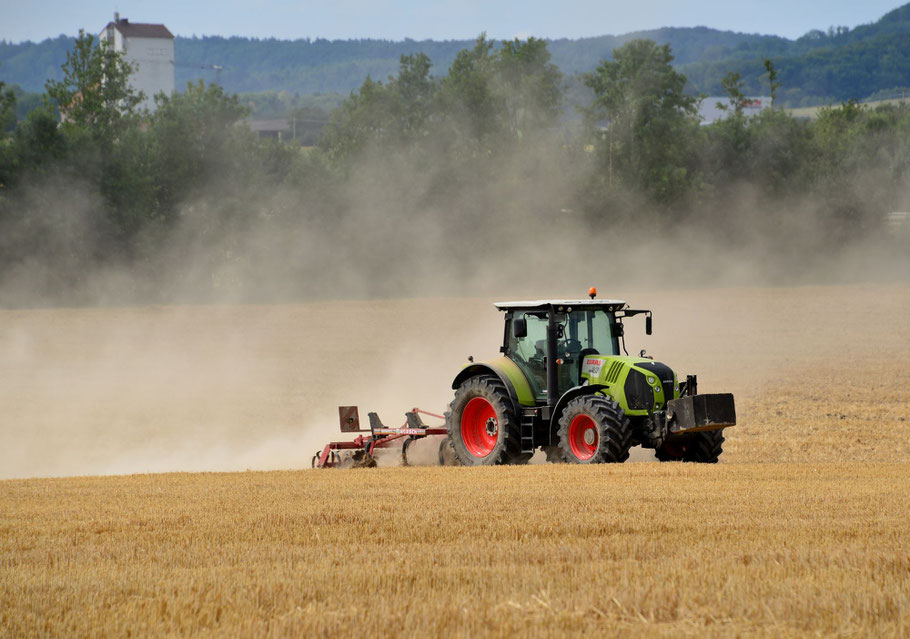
[565,309,618,357]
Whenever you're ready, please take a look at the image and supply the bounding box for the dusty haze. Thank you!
[1,284,908,479]
[2,84,909,477]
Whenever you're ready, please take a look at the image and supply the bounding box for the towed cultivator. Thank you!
[315,289,736,468]
[311,407,456,468]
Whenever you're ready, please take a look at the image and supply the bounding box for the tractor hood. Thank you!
[581,355,679,415]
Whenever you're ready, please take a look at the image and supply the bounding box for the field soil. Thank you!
[2,284,909,636]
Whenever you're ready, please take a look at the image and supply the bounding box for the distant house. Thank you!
[99,13,174,112]
[246,119,291,141]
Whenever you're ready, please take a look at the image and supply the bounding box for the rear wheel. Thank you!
[557,395,632,464]
[446,375,523,466]
[438,438,462,466]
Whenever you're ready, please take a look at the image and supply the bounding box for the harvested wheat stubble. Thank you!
[1,463,908,637]
[1,284,909,636]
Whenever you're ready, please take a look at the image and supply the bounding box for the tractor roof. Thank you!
[494,299,627,311]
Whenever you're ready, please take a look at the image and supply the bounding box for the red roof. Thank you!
[104,19,174,39]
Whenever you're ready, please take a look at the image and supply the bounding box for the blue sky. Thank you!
[1,0,905,43]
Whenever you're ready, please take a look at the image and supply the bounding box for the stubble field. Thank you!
[2,284,909,636]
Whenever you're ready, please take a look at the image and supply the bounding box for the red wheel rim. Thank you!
[461,397,498,458]
[568,414,598,460]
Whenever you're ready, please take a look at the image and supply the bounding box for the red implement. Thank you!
[311,407,448,468]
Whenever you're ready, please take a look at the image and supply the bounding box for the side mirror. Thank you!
[646,314,653,335]
[514,317,527,338]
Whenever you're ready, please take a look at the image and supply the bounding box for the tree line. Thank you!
[0,33,907,305]
[4,4,910,105]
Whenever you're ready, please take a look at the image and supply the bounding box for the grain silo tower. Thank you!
[99,13,175,112]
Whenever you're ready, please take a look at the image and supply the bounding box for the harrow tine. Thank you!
[405,412,427,429]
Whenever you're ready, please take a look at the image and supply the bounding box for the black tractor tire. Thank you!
[557,394,632,464]
[445,375,524,466]
[655,430,725,463]
[438,438,462,466]
[654,443,684,462]
[683,430,725,463]
[543,446,565,463]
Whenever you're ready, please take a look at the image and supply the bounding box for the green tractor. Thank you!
[444,291,736,465]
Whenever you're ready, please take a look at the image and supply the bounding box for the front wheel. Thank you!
[655,430,725,463]
[543,446,564,464]
[445,375,523,466]
[684,430,725,463]
[557,395,632,464]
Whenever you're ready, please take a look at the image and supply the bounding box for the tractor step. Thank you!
[520,409,537,454]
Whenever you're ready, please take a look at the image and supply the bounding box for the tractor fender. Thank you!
[549,384,610,442]
[451,358,535,416]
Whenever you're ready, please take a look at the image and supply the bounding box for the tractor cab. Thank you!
[498,300,626,402]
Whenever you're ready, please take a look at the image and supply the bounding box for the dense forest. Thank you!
[0,32,908,307]
[3,4,910,106]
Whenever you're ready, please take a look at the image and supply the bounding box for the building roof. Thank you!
[104,19,174,39]
[494,299,627,311]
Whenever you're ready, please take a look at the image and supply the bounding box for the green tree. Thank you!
[0,107,69,189]
[718,71,747,116]
[702,72,751,184]
[0,81,16,135]
[318,75,399,162]
[44,30,143,141]
[393,52,435,138]
[764,59,781,106]
[148,80,250,216]
[497,37,563,136]
[319,52,436,162]
[437,34,503,147]
[584,39,700,203]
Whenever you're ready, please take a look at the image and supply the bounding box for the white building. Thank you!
[99,13,174,112]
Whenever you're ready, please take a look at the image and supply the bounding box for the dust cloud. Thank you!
[1,99,909,479]
[2,284,909,478]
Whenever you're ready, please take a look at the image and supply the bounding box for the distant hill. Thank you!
[680,4,910,103]
[2,4,909,105]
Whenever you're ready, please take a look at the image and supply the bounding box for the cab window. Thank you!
[508,312,548,400]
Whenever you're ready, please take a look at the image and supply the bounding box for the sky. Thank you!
[1,0,906,43]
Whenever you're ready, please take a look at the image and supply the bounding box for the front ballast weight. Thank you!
[311,406,454,468]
